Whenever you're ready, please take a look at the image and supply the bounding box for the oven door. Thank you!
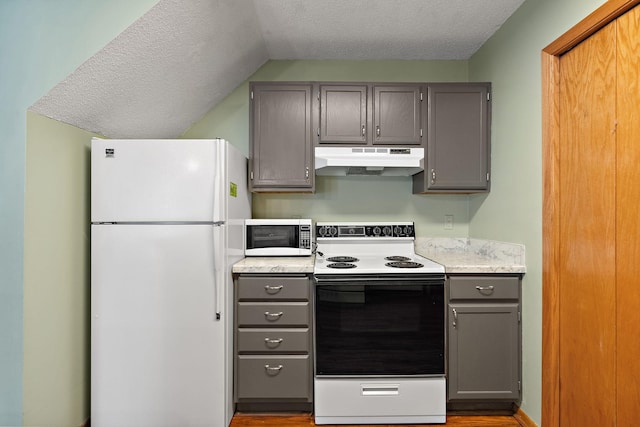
[314,274,445,377]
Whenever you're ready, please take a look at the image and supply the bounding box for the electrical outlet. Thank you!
[444,214,454,230]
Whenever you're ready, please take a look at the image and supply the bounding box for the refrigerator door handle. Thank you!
[212,142,225,222]
[212,224,223,320]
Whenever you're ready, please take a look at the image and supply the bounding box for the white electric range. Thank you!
[313,222,446,425]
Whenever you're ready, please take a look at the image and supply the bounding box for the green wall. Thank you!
[468,0,606,423]
[184,60,474,236]
[24,112,99,426]
[1,1,158,425]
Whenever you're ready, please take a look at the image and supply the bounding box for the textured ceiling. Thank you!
[254,0,526,60]
[30,0,525,139]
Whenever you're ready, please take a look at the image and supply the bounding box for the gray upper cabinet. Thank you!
[249,83,314,192]
[413,83,491,193]
[373,84,422,145]
[319,84,368,144]
[318,83,422,146]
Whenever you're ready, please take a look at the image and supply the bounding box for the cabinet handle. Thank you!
[452,308,458,328]
[376,125,381,137]
[264,311,284,321]
[305,166,309,179]
[431,169,436,184]
[264,338,284,348]
[361,124,366,136]
[264,364,283,375]
[264,285,284,294]
[475,285,495,294]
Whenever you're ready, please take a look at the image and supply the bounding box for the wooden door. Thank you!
[615,6,640,425]
[543,1,640,426]
[557,21,617,426]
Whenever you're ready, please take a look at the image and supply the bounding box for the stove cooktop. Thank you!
[314,222,444,275]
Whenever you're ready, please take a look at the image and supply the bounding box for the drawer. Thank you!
[237,302,310,326]
[449,276,519,300]
[237,328,310,353]
[237,276,310,300]
[236,355,311,399]
[315,377,445,420]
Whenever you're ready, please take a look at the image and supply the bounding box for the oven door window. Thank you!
[246,225,299,249]
[315,281,444,376]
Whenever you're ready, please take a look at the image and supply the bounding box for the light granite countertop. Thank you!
[232,256,315,274]
[415,237,526,274]
[232,238,526,275]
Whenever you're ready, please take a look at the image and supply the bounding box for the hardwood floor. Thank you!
[230,413,523,427]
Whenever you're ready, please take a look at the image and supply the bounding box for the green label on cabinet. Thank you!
[230,182,238,198]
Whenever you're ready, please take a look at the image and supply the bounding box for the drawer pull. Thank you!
[452,308,457,328]
[264,338,284,348]
[265,364,283,375]
[264,285,284,294]
[475,285,495,294]
[362,384,399,396]
[264,311,284,321]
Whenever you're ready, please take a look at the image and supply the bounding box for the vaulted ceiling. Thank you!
[30,0,525,139]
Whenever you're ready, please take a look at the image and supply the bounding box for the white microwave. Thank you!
[245,219,313,256]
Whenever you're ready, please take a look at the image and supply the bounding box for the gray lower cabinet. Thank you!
[413,83,491,194]
[249,83,314,192]
[234,274,313,411]
[447,275,521,404]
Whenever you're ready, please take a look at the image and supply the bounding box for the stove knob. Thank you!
[373,226,381,236]
[394,226,402,236]
[329,227,337,236]
[383,226,392,236]
[404,226,413,235]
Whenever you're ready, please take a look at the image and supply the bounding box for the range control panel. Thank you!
[316,222,415,239]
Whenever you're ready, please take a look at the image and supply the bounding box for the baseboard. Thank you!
[514,407,537,427]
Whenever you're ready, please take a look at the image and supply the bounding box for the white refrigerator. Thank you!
[90,138,251,427]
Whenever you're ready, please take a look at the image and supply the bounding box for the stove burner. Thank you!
[385,256,412,262]
[327,256,359,263]
[326,262,358,269]
[385,261,424,269]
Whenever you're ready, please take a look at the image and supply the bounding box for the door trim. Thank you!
[541,1,640,426]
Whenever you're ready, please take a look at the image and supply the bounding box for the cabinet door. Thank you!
[250,83,314,192]
[319,84,368,144]
[448,303,520,400]
[373,84,422,145]
[414,83,490,193]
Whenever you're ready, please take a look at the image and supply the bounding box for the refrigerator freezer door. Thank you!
[91,224,230,427]
[91,138,221,222]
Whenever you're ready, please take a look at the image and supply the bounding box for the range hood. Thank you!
[315,147,424,176]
